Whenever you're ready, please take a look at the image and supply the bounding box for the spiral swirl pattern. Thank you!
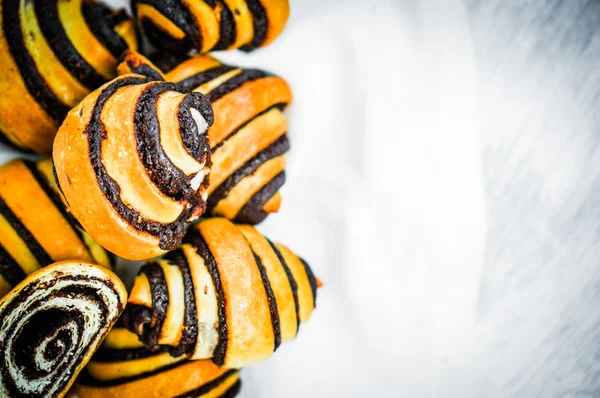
[0,261,126,398]
[53,73,214,260]
[0,158,114,298]
[0,0,137,154]
[124,218,319,368]
[75,326,241,397]
[132,0,289,54]
[161,54,293,225]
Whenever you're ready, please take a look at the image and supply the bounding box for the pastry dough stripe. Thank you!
[186,230,229,366]
[85,76,195,249]
[163,249,200,357]
[206,69,272,103]
[2,0,70,122]
[250,249,281,351]
[78,327,241,397]
[267,238,300,332]
[177,65,237,93]
[0,195,52,266]
[82,355,188,387]
[207,133,289,212]
[210,104,285,152]
[234,171,285,224]
[22,160,89,253]
[35,1,106,90]
[238,0,268,52]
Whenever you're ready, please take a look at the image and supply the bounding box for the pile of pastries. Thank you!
[0,1,320,397]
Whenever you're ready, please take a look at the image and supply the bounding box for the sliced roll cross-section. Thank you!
[163,54,293,224]
[0,0,138,154]
[0,261,127,398]
[124,218,320,369]
[0,158,114,299]
[75,326,241,398]
[53,72,214,261]
[132,0,289,54]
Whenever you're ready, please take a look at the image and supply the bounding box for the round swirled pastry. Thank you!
[132,0,289,54]
[75,326,241,397]
[52,69,214,260]
[0,261,126,398]
[124,218,320,368]
[0,158,114,298]
[161,54,293,224]
[0,0,137,154]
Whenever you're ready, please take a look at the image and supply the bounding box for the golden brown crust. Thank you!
[0,0,137,154]
[133,0,289,54]
[0,158,112,298]
[124,218,319,368]
[52,74,213,260]
[75,327,240,398]
[162,54,293,224]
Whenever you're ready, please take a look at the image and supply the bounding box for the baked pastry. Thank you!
[0,158,113,298]
[132,0,289,54]
[0,260,126,398]
[165,54,293,224]
[124,218,320,368]
[75,326,241,397]
[52,70,214,260]
[0,0,137,154]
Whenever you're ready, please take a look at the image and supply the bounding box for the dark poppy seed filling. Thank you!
[172,369,238,398]
[81,1,131,56]
[0,0,137,154]
[268,238,300,331]
[207,134,289,212]
[185,230,229,366]
[123,218,319,368]
[132,0,289,54]
[205,69,271,103]
[163,249,199,357]
[53,72,214,258]
[0,158,115,298]
[0,262,125,398]
[164,55,291,224]
[76,326,242,396]
[0,196,52,266]
[2,0,69,122]
[239,0,269,52]
[234,171,286,224]
[251,252,281,351]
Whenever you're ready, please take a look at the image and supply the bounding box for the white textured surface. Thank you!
[214,1,484,397]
